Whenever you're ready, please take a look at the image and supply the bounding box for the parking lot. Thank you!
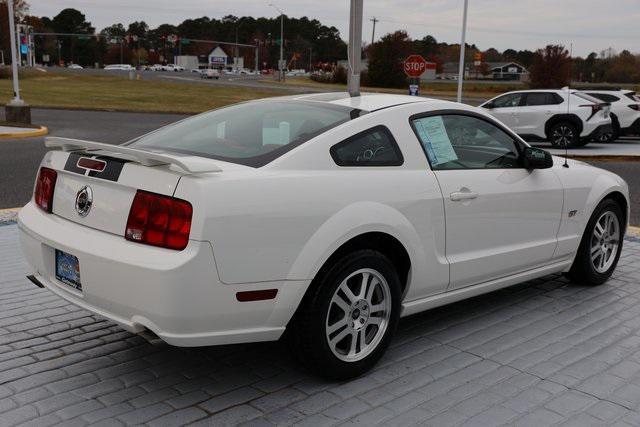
[2,222,640,426]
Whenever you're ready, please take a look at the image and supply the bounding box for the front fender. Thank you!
[554,162,629,261]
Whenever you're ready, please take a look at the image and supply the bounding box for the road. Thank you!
[1,108,639,225]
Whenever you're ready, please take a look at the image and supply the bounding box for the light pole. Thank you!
[6,0,22,105]
[5,0,31,124]
[235,21,243,72]
[456,0,469,103]
[347,0,363,97]
[269,3,284,81]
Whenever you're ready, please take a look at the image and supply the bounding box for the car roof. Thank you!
[280,92,453,112]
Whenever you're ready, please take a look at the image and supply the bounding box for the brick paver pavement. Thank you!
[3,221,640,426]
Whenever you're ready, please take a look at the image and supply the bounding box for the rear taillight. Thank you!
[125,190,193,250]
[579,103,603,114]
[34,167,57,213]
[629,104,640,111]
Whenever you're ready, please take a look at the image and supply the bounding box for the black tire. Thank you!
[548,122,579,148]
[594,126,618,144]
[566,198,624,286]
[288,250,402,380]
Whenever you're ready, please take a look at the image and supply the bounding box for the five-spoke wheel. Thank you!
[590,211,620,274]
[568,198,624,286]
[288,250,401,380]
[326,269,391,362]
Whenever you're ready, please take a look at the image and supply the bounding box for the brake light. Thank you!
[629,104,640,111]
[34,167,57,213]
[125,190,193,250]
[579,103,603,114]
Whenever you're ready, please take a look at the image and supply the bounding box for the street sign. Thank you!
[409,84,419,96]
[404,54,428,78]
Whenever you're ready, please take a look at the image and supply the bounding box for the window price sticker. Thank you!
[414,116,458,166]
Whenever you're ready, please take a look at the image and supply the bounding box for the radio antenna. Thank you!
[563,43,573,168]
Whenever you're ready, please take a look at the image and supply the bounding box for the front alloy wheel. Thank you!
[590,211,620,274]
[567,198,624,286]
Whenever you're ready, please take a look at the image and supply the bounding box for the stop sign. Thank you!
[404,55,428,78]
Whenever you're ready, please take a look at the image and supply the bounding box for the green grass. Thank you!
[0,70,288,114]
[267,77,525,100]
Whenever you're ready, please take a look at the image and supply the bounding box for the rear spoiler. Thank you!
[45,137,222,173]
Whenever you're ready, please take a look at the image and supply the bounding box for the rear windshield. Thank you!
[129,100,363,167]
[574,93,604,104]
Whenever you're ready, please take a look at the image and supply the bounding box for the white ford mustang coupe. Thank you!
[19,93,629,379]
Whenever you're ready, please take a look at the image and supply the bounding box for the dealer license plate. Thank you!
[55,249,82,291]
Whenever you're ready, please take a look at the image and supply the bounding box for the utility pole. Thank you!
[309,46,312,72]
[347,0,363,97]
[370,17,378,45]
[456,0,469,103]
[269,3,285,81]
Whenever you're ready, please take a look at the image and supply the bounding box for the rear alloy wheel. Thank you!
[289,250,401,380]
[567,199,624,285]
[326,268,392,363]
[549,122,579,148]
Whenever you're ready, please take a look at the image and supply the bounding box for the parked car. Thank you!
[579,88,640,141]
[200,69,220,79]
[104,64,133,71]
[164,64,185,72]
[480,89,612,147]
[67,64,83,70]
[20,93,628,379]
[147,64,164,71]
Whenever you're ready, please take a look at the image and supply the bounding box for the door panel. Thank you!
[410,112,564,291]
[435,168,563,289]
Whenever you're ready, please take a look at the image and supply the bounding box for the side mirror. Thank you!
[523,147,553,169]
[482,101,493,109]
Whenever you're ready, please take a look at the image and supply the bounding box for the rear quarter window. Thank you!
[330,126,403,166]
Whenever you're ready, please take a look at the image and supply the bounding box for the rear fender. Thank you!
[287,201,425,284]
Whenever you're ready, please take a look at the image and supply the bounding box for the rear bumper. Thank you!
[18,203,309,347]
[584,123,613,140]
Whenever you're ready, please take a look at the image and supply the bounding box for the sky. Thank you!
[29,0,640,57]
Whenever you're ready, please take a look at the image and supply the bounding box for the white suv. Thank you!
[481,89,612,147]
[579,89,640,142]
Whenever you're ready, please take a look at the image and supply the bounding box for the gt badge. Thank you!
[568,210,577,218]
[75,186,93,217]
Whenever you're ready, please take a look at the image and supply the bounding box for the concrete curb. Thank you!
[0,208,20,226]
[0,126,48,139]
[562,155,640,162]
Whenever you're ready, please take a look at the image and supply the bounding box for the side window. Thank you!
[330,126,403,166]
[587,93,619,103]
[492,93,523,108]
[526,92,559,106]
[411,114,522,170]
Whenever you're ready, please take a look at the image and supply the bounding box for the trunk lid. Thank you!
[45,150,185,236]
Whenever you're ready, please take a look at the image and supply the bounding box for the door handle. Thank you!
[450,189,478,201]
